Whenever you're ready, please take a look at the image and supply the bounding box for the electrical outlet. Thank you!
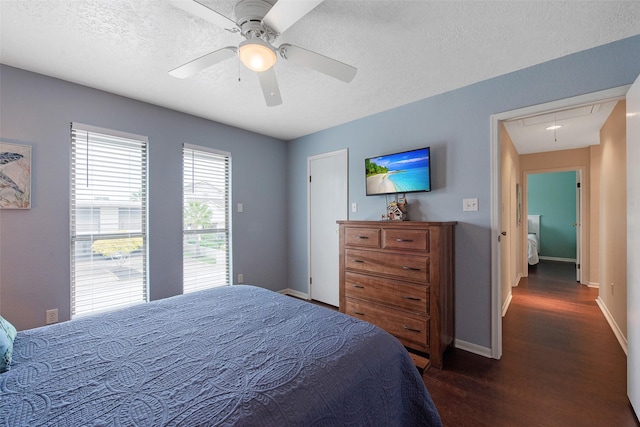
[46,309,58,324]
[463,198,479,212]
[238,273,244,283]
[351,202,357,212]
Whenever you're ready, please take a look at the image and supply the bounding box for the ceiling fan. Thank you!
[168,0,357,106]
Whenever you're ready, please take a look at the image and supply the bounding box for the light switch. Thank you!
[237,203,243,213]
[463,198,478,212]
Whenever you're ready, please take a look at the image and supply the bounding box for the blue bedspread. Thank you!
[1,285,441,426]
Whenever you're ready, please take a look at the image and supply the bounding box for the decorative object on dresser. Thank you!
[385,197,408,221]
[338,220,456,370]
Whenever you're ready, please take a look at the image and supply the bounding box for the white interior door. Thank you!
[626,74,640,415]
[308,149,348,306]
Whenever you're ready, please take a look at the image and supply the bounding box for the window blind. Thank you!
[183,144,231,293]
[71,123,148,317]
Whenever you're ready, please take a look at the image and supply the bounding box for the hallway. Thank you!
[424,260,637,426]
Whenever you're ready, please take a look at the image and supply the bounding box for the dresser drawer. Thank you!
[345,248,430,283]
[344,272,429,314]
[382,229,429,252]
[345,299,429,352]
[345,227,380,248]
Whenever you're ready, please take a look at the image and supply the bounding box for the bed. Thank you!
[527,215,541,266]
[0,285,441,426]
[527,233,540,265]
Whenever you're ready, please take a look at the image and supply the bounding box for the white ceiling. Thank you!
[503,100,619,155]
[1,0,639,145]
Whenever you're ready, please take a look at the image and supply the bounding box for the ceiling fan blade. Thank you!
[169,0,238,32]
[169,47,236,78]
[257,67,283,107]
[279,44,356,83]
[262,0,324,34]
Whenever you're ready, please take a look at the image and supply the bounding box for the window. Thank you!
[183,144,231,293]
[71,123,148,317]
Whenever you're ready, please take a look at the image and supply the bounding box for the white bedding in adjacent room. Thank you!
[528,233,539,265]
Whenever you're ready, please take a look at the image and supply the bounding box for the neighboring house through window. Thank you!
[70,123,148,317]
[183,144,231,293]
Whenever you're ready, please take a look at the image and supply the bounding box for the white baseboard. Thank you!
[539,256,576,263]
[502,291,513,317]
[514,273,523,287]
[587,282,600,289]
[279,288,309,300]
[595,296,628,355]
[454,339,493,358]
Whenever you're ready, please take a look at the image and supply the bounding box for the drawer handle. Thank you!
[396,238,414,242]
[402,296,421,301]
[352,310,365,316]
[352,259,365,263]
[402,266,421,271]
[357,236,369,239]
[402,325,422,333]
[350,284,365,289]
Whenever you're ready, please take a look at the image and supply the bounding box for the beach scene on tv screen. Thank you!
[366,149,430,195]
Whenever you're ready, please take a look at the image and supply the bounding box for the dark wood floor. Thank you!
[423,260,638,426]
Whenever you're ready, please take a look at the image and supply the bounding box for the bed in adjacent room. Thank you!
[0,285,441,426]
[527,233,540,265]
[527,215,541,266]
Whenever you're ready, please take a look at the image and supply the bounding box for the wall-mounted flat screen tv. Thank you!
[365,147,431,196]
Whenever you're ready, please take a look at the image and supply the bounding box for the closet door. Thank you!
[308,149,348,306]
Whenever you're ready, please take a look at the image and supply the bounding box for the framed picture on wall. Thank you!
[0,142,31,209]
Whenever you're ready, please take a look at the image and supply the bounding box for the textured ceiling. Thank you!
[1,0,640,142]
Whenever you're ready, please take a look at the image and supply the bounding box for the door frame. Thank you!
[490,85,630,359]
[307,148,349,301]
[523,168,583,273]
[576,169,583,282]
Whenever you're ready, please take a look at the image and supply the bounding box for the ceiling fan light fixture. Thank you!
[238,38,276,72]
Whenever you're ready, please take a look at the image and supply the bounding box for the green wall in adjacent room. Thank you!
[528,171,577,259]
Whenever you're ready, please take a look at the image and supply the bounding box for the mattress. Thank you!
[1,285,441,426]
[528,233,540,265]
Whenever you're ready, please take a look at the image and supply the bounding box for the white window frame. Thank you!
[70,123,148,317]
[182,144,232,293]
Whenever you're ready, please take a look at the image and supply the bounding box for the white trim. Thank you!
[576,169,583,283]
[502,291,513,317]
[514,273,523,287]
[587,282,600,289]
[183,142,230,157]
[71,122,148,143]
[596,296,628,355]
[455,339,493,358]
[538,256,577,263]
[490,114,502,359]
[490,85,630,361]
[279,288,309,300]
[524,168,585,284]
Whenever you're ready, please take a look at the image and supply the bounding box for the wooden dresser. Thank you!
[337,220,456,369]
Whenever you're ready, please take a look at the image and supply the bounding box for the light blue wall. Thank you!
[0,65,288,330]
[528,171,577,259]
[2,34,639,348]
[287,35,640,349]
